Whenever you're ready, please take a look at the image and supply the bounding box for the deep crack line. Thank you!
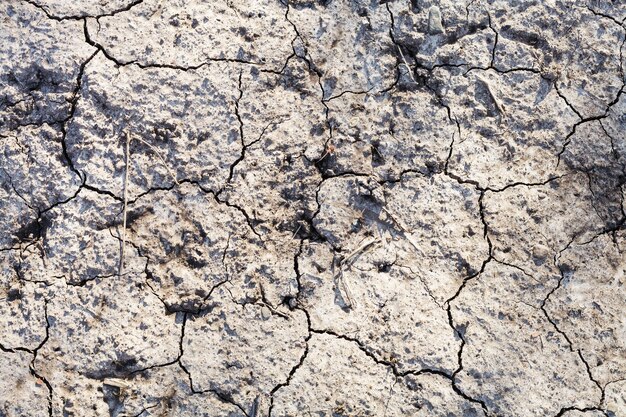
[58,47,100,185]
[266,334,311,417]
[540,260,605,404]
[21,0,145,21]
[306,327,493,417]
[82,18,263,70]
[556,83,625,168]
[227,70,246,184]
[28,299,53,417]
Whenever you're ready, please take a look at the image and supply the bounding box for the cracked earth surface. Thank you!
[1,0,625,416]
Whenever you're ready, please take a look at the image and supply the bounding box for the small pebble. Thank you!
[261,306,272,320]
[428,6,445,34]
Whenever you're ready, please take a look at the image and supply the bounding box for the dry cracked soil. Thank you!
[1,0,626,416]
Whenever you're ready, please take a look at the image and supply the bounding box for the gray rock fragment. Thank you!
[428,6,445,34]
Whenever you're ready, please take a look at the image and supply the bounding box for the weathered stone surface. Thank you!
[546,233,626,387]
[0,350,49,417]
[101,364,246,417]
[0,1,95,132]
[452,262,600,417]
[66,53,241,200]
[271,333,486,417]
[1,0,625,416]
[0,251,48,350]
[325,87,456,180]
[433,68,578,189]
[287,0,396,99]
[28,0,140,19]
[35,274,180,416]
[87,0,293,71]
[182,287,308,415]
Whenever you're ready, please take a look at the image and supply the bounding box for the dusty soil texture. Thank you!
[1,0,626,416]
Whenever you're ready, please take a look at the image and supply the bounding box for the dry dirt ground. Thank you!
[1,0,626,416]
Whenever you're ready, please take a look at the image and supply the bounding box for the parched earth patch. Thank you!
[1,1,625,416]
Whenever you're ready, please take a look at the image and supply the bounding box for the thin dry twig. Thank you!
[334,237,381,309]
[343,236,380,266]
[103,377,132,389]
[381,206,421,251]
[396,45,416,83]
[118,132,181,276]
[335,269,355,309]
